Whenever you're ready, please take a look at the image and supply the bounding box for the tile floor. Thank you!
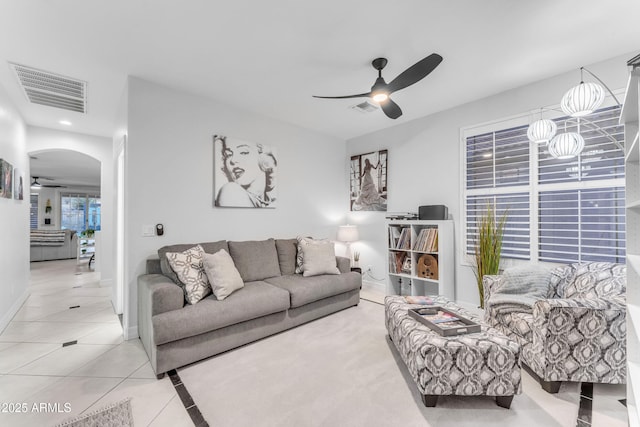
[0,259,191,427]
[0,261,628,427]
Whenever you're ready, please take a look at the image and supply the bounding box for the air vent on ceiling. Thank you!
[350,100,379,114]
[10,63,87,113]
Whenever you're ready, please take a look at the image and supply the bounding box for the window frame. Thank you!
[460,104,625,268]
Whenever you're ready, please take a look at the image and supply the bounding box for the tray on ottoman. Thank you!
[385,295,521,409]
[408,306,481,336]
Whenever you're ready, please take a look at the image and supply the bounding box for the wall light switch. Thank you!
[142,225,156,237]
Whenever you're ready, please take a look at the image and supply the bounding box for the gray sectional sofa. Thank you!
[138,238,361,378]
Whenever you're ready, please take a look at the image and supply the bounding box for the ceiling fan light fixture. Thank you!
[560,81,605,117]
[527,119,557,143]
[372,92,388,103]
[548,132,585,159]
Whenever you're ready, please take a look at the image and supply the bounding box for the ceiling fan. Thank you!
[31,176,66,188]
[313,53,443,119]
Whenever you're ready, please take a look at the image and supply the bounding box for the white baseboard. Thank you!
[100,278,113,288]
[0,289,30,334]
[362,280,385,293]
[124,325,139,341]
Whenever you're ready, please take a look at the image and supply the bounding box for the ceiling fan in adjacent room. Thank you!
[31,176,66,189]
[313,53,443,119]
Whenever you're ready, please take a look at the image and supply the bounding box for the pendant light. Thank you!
[560,68,605,117]
[527,118,557,144]
[548,132,585,159]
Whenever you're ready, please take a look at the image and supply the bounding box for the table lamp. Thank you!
[337,224,359,266]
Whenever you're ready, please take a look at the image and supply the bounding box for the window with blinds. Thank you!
[30,194,38,229]
[464,105,625,264]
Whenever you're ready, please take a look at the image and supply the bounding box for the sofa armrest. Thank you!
[336,256,350,273]
[138,274,184,316]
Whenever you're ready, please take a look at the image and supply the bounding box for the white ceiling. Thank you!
[1,0,640,145]
[30,150,100,190]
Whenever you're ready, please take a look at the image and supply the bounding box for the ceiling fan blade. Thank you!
[312,92,371,99]
[387,53,443,94]
[381,98,402,119]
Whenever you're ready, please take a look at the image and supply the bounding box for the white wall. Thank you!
[124,77,347,338]
[347,52,633,306]
[0,82,29,332]
[26,126,114,285]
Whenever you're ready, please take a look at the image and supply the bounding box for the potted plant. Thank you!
[472,204,507,309]
[352,251,360,267]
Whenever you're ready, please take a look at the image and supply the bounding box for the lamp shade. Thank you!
[548,132,585,159]
[527,119,557,143]
[337,225,359,242]
[560,82,605,117]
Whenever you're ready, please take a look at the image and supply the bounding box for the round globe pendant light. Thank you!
[527,119,557,143]
[548,132,585,159]
[560,82,605,117]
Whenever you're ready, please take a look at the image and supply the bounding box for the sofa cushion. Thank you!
[265,272,361,308]
[166,245,211,305]
[301,241,340,277]
[203,249,244,300]
[159,240,229,284]
[228,239,281,282]
[152,281,290,345]
[275,238,298,275]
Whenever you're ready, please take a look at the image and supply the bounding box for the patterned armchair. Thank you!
[483,262,626,393]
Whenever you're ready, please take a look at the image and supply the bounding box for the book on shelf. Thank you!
[413,228,438,252]
[389,227,401,248]
[390,252,410,274]
[396,227,411,250]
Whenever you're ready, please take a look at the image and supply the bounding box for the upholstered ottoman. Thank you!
[385,295,522,408]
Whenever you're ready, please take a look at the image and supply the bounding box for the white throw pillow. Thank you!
[166,245,211,304]
[295,236,329,274]
[203,249,244,300]
[301,240,340,277]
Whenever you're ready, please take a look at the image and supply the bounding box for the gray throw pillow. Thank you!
[301,241,340,277]
[500,263,555,298]
[295,236,329,274]
[228,239,281,282]
[203,249,244,300]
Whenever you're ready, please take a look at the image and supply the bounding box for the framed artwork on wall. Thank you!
[350,149,387,211]
[13,167,23,200]
[213,135,277,208]
[0,159,13,199]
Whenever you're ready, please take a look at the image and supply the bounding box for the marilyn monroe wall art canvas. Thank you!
[213,135,277,208]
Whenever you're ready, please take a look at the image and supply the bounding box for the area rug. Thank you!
[176,300,628,427]
[54,398,133,427]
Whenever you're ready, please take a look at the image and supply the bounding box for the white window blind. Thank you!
[464,104,625,264]
[30,194,38,229]
[539,187,625,263]
[466,193,531,260]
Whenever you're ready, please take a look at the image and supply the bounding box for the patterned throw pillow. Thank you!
[166,245,211,304]
[295,236,328,274]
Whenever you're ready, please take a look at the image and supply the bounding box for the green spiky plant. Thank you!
[473,204,507,309]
